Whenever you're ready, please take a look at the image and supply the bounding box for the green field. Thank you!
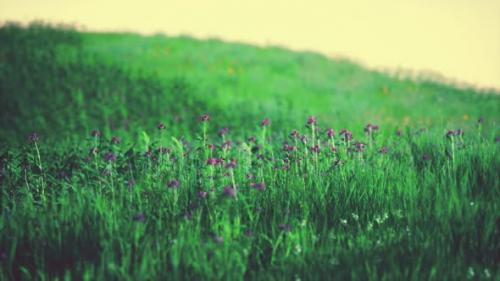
[0,23,499,280]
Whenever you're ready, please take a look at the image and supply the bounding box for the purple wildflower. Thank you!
[446,129,464,138]
[422,154,431,161]
[223,185,236,197]
[218,127,229,136]
[326,128,335,138]
[28,132,39,143]
[157,123,166,130]
[222,140,232,150]
[283,143,297,152]
[199,114,210,122]
[379,146,389,154]
[198,191,208,198]
[132,213,146,222]
[307,116,317,125]
[290,130,300,139]
[340,129,353,142]
[247,136,257,142]
[364,123,379,135]
[104,152,117,162]
[250,182,266,190]
[354,142,365,152]
[167,179,180,189]
[311,145,320,153]
[207,157,219,165]
[261,118,270,126]
[225,159,237,169]
[91,129,101,137]
[110,136,121,144]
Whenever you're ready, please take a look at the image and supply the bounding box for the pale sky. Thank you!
[1,0,499,89]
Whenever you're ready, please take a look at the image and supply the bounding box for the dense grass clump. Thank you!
[0,118,499,280]
[0,23,499,280]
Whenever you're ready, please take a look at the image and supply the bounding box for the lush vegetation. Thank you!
[0,23,499,280]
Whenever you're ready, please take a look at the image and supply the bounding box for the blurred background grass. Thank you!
[0,23,498,145]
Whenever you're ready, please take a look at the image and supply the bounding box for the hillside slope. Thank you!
[1,23,498,143]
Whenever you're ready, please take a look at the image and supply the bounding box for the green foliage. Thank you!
[0,23,499,280]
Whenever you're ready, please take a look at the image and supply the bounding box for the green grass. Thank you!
[0,23,499,280]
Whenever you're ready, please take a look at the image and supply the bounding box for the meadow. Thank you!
[0,23,499,280]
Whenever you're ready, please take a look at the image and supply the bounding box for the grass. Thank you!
[0,22,499,280]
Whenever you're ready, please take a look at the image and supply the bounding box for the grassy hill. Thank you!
[0,23,499,280]
[1,23,498,144]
